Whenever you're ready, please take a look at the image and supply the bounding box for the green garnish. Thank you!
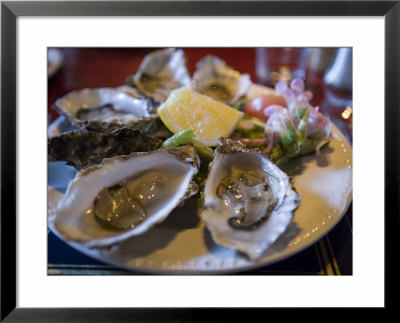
[162,129,197,148]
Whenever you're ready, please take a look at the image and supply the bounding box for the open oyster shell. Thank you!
[126,48,192,103]
[193,55,252,105]
[53,145,200,248]
[53,87,159,134]
[48,128,163,170]
[200,139,301,260]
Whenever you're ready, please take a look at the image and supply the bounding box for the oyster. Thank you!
[53,87,159,134]
[200,139,301,260]
[126,48,192,103]
[193,55,252,105]
[48,128,163,170]
[53,145,200,247]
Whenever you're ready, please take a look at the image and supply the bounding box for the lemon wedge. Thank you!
[158,87,244,146]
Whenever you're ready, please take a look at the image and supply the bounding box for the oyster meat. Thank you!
[53,87,159,133]
[193,55,252,105]
[48,128,163,170]
[53,145,200,247]
[200,139,301,260]
[126,48,192,103]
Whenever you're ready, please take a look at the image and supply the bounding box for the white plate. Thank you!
[47,119,352,274]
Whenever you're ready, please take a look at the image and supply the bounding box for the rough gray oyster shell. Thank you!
[48,127,163,170]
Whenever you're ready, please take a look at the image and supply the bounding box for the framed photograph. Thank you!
[2,0,398,320]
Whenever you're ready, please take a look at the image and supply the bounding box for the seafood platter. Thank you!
[48,48,352,274]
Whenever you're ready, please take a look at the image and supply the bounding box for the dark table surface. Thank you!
[48,48,352,275]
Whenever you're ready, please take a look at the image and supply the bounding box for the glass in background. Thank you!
[308,48,338,76]
[323,47,353,92]
[255,47,311,86]
[321,48,353,143]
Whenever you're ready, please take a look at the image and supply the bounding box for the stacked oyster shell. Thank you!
[53,87,160,134]
[49,48,301,260]
[193,55,252,105]
[126,48,192,103]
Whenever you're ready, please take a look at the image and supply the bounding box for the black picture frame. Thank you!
[1,1,398,321]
